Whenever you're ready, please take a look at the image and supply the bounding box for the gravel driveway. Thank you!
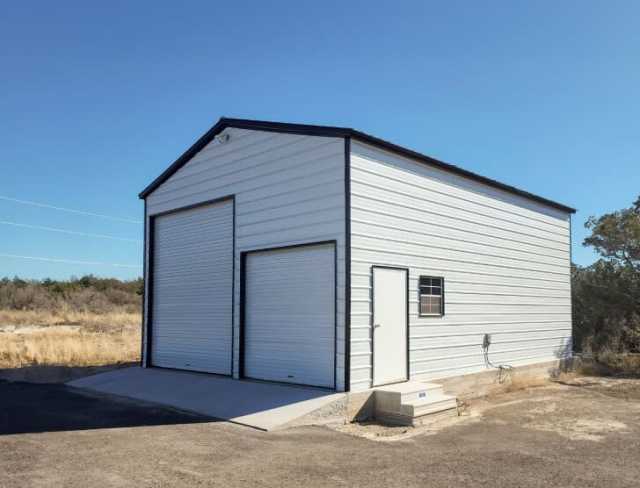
[1,377,639,487]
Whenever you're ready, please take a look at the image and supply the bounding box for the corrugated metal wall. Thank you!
[349,141,572,391]
[144,128,346,390]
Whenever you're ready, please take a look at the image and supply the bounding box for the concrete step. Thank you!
[400,393,458,418]
[399,383,445,403]
[375,381,445,408]
[373,381,458,427]
[411,405,459,427]
[376,404,458,427]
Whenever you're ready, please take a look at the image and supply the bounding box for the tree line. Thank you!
[0,275,143,314]
[573,195,640,355]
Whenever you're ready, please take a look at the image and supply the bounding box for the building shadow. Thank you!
[0,369,215,436]
[549,336,575,377]
[0,362,136,384]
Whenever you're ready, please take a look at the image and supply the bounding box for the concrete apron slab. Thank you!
[68,367,344,431]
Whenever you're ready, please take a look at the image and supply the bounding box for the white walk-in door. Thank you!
[151,199,233,374]
[244,243,335,388]
[372,266,408,386]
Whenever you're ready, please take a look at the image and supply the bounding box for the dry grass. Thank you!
[504,374,550,393]
[0,326,141,368]
[0,309,141,369]
[0,308,140,329]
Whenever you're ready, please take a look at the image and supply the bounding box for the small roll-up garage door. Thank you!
[150,199,233,374]
[244,243,335,388]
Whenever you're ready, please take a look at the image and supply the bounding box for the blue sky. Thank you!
[1,1,638,280]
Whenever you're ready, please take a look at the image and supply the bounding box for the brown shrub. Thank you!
[596,351,640,376]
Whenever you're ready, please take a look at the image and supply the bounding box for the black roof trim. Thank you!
[138,117,576,214]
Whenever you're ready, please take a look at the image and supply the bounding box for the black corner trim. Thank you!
[138,117,575,214]
[344,136,352,392]
[145,209,155,367]
[238,251,247,379]
[569,214,574,353]
[140,200,147,367]
[231,197,236,376]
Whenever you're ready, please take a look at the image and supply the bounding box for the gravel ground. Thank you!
[1,377,639,487]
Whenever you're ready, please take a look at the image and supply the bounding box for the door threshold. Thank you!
[372,378,409,388]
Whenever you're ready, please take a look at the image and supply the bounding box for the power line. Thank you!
[0,195,142,224]
[0,253,141,269]
[0,220,141,243]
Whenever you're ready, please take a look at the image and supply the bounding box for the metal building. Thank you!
[139,118,574,393]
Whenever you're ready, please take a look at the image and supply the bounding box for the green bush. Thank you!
[0,275,143,314]
[573,195,640,356]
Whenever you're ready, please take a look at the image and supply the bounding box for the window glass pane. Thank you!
[419,276,444,315]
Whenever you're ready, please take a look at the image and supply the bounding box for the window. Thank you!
[419,276,444,316]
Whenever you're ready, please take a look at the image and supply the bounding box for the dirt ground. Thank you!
[1,377,639,487]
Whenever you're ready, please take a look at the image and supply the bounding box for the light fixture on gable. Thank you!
[214,133,230,145]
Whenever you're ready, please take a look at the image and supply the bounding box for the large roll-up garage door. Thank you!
[150,199,233,374]
[243,242,335,389]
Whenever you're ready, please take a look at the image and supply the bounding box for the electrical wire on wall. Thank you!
[481,333,513,384]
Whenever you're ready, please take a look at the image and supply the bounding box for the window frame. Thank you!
[418,276,445,317]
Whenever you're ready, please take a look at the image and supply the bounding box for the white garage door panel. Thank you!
[151,200,233,374]
[245,243,335,388]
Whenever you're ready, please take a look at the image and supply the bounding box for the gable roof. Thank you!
[139,117,576,214]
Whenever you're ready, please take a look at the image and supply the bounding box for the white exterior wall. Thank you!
[349,141,572,392]
[143,128,346,390]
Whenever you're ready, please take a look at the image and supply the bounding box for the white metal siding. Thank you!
[151,200,233,374]
[143,128,346,390]
[244,244,335,388]
[349,141,572,391]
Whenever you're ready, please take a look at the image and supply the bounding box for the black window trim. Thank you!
[418,275,445,317]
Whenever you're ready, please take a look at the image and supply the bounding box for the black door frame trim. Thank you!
[370,265,410,388]
[145,194,236,375]
[239,239,338,390]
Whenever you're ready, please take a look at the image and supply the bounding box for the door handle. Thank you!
[373,323,381,329]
